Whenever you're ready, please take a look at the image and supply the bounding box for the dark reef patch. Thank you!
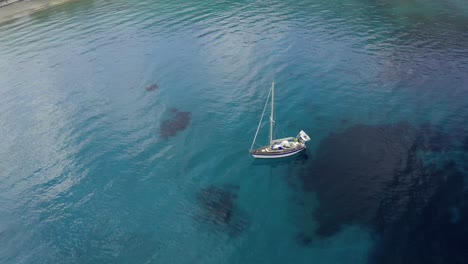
[295,122,468,263]
[160,109,191,138]
[195,185,248,237]
[146,84,159,91]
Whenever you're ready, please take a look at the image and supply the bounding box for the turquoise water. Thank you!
[1,0,468,263]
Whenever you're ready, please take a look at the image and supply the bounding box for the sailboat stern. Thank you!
[298,130,311,142]
[250,144,306,158]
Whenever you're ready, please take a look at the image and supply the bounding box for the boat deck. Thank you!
[251,142,306,158]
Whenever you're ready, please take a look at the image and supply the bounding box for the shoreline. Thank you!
[0,0,77,24]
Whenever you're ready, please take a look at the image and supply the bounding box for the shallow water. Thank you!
[1,0,468,263]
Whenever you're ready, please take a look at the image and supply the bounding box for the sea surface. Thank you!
[1,0,468,263]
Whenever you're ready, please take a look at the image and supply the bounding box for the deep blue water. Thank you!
[1,0,468,263]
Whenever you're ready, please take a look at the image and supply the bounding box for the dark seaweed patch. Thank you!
[300,123,419,236]
[146,84,159,91]
[295,232,312,246]
[371,164,468,264]
[195,185,248,237]
[160,109,191,138]
[294,121,468,263]
[197,186,236,224]
[300,122,456,235]
[414,123,453,152]
[463,136,468,151]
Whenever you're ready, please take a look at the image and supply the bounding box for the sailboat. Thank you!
[250,81,311,158]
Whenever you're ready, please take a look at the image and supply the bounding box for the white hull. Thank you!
[251,146,306,159]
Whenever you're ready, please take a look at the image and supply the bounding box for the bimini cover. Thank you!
[299,130,311,141]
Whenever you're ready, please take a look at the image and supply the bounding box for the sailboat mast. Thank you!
[270,81,274,146]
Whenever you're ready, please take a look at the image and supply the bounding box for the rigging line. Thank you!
[250,85,273,151]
